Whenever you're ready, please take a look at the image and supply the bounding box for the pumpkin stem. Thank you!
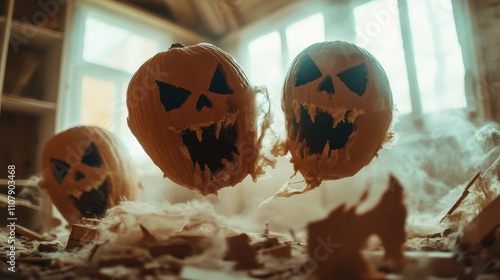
[169,43,185,49]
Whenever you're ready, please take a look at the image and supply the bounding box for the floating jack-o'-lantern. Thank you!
[39,126,140,225]
[278,41,393,196]
[127,43,267,195]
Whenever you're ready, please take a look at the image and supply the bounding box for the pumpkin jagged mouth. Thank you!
[176,112,240,182]
[70,179,109,218]
[291,101,364,159]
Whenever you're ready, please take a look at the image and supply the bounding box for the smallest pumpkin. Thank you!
[39,126,140,225]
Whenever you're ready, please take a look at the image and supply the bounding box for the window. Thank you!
[242,0,471,130]
[354,0,412,114]
[62,2,169,162]
[248,31,283,101]
[285,13,325,61]
[406,0,466,113]
[354,0,466,116]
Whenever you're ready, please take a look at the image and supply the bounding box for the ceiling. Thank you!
[118,0,307,40]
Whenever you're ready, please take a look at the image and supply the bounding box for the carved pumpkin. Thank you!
[39,126,140,225]
[127,43,263,195]
[282,41,393,193]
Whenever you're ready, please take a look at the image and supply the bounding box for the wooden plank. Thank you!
[0,1,14,110]
[10,19,63,49]
[0,178,39,186]
[1,95,57,115]
[16,224,51,241]
[440,172,481,223]
[461,194,500,247]
[0,193,40,210]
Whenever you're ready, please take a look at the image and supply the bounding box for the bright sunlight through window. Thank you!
[354,0,466,115]
[285,13,325,61]
[75,9,168,161]
[83,17,160,74]
[407,0,466,113]
[354,0,412,114]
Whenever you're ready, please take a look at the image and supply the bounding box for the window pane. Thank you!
[83,17,161,74]
[81,76,115,127]
[248,32,283,96]
[354,0,412,115]
[286,13,325,61]
[408,0,466,113]
[248,32,284,134]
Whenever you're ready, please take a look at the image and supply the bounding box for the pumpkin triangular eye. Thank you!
[317,75,335,95]
[209,63,233,95]
[337,63,368,96]
[50,158,70,183]
[81,143,102,167]
[157,80,191,112]
[295,53,322,87]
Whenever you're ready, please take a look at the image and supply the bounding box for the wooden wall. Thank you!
[471,0,500,123]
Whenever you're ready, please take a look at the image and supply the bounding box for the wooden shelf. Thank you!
[10,20,63,49]
[0,0,69,183]
[0,177,39,187]
[1,94,57,115]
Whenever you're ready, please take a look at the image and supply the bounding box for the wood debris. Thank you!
[148,234,211,259]
[455,194,500,277]
[37,241,64,253]
[5,172,500,279]
[252,236,280,251]
[15,224,52,241]
[440,172,481,223]
[224,233,261,269]
[140,261,162,276]
[307,175,407,279]
[66,223,99,250]
[80,217,101,226]
[0,193,40,210]
[98,254,150,268]
[260,243,291,258]
[366,251,458,278]
[180,266,254,280]
[16,257,53,266]
[461,194,500,247]
[97,266,141,280]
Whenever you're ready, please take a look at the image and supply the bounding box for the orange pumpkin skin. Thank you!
[283,41,393,187]
[127,43,259,195]
[39,126,140,225]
